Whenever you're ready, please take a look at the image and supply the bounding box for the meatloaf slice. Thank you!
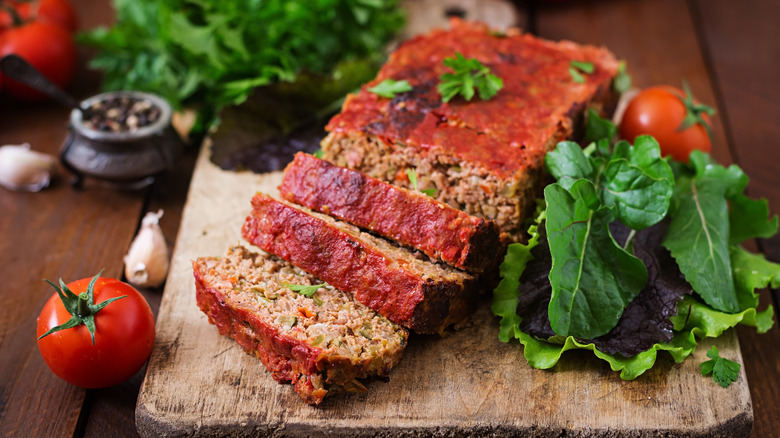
[321,18,620,240]
[279,152,505,274]
[194,245,408,405]
[242,193,480,334]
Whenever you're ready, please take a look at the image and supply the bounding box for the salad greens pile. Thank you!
[493,109,778,382]
[80,0,405,133]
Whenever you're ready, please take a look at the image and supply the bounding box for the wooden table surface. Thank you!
[1,0,777,436]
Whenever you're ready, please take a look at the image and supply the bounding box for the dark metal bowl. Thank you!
[60,91,183,189]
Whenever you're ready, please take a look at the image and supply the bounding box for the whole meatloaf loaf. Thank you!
[279,152,505,274]
[194,245,408,405]
[242,193,480,334]
[320,18,620,239]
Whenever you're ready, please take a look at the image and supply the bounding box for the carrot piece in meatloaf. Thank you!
[194,245,408,406]
[320,18,620,240]
[279,152,505,274]
[242,193,480,334]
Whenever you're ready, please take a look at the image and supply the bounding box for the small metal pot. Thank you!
[60,91,183,189]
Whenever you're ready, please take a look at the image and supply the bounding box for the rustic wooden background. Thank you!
[0,0,778,436]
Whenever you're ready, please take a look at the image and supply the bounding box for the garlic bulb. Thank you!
[124,209,170,288]
[612,87,640,126]
[0,144,57,192]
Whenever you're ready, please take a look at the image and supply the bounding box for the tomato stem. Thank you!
[676,80,716,141]
[77,292,92,317]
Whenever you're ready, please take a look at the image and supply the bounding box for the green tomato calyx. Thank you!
[676,80,716,141]
[38,271,127,345]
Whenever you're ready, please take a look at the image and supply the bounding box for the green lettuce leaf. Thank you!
[545,181,648,338]
[663,151,746,313]
[492,204,546,342]
[731,245,780,315]
[507,294,773,380]
[729,194,779,245]
[601,136,674,230]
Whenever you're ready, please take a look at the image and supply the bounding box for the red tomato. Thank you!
[0,21,75,100]
[37,275,155,389]
[619,85,715,162]
[0,0,77,33]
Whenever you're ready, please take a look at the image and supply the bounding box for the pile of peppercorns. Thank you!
[82,95,162,133]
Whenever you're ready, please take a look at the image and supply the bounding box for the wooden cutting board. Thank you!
[135,142,752,437]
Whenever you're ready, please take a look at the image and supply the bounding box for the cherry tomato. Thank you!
[0,0,77,33]
[37,275,155,389]
[0,21,75,101]
[619,85,715,162]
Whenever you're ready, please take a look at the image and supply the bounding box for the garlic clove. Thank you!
[124,209,170,288]
[0,144,57,192]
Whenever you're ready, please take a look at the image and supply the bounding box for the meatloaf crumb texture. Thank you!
[279,152,506,274]
[242,193,480,334]
[193,245,408,405]
[321,18,619,239]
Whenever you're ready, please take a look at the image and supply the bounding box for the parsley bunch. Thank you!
[80,0,405,133]
[438,53,503,103]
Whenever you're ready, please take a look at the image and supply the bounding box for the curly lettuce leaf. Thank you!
[508,294,773,380]
[492,206,545,342]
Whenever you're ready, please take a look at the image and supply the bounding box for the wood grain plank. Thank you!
[0,149,147,438]
[0,2,143,437]
[81,146,199,438]
[690,0,780,262]
[136,143,752,437]
[690,1,780,437]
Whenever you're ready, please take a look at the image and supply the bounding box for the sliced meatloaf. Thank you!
[320,18,620,239]
[241,193,480,334]
[279,152,505,274]
[194,245,408,405]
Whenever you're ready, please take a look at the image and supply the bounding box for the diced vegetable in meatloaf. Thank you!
[320,18,619,240]
[194,245,408,405]
[279,152,506,274]
[241,193,480,334]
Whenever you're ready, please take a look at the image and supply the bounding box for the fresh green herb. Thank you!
[79,0,405,133]
[613,60,631,94]
[313,149,324,159]
[368,79,412,98]
[405,168,437,197]
[543,124,674,338]
[700,346,741,388]
[438,53,503,103]
[569,60,594,84]
[285,283,325,297]
[38,271,126,345]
